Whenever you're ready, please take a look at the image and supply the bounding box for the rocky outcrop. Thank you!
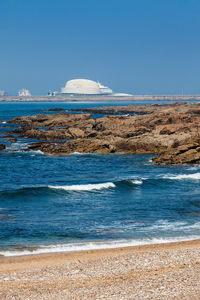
[47,108,65,112]
[69,102,200,115]
[0,144,5,151]
[5,102,200,164]
[29,138,117,154]
[152,138,200,164]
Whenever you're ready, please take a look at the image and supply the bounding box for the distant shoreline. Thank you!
[1,95,200,102]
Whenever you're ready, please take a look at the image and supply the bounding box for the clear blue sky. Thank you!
[1,0,200,95]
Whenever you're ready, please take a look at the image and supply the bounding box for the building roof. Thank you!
[61,79,112,95]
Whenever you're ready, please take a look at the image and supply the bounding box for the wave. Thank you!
[139,220,200,232]
[164,172,200,180]
[28,150,44,155]
[5,143,44,155]
[128,172,200,183]
[48,182,115,191]
[72,151,83,155]
[71,152,90,155]
[3,171,200,195]
[2,171,200,195]
[129,173,200,183]
[5,142,28,151]
[48,179,144,193]
[131,180,143,185]
[0,179,144,194]
[1,235,200,257]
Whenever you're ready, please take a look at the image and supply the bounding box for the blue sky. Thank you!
[1,0,200,95]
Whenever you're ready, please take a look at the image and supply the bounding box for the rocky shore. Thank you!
[2,102,200,164]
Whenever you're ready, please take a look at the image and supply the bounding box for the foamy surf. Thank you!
[5,146,44,155]
[164,173,200,180]
[5,142,28,152]
[72,151,83,155]
[141,220,200,232]
[131,180,143,185]
[1,236,200,257]
[48,182,115,191]
[28,150,44,155]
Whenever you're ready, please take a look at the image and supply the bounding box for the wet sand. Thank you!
[0,239,200,299]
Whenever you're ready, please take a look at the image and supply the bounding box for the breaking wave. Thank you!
[48,182,115,191]
[164,173,200,180]
[4,143,44,155]
[131,180,143,185]
[2,172,200,195]
[5,142,29,151]
[1,236,200,257]
[0,179,145,194]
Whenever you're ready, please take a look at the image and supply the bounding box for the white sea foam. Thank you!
[6,142,28,151]
[187,166,200,171]
[28,150,44,155]
[48,182,115,191]
[1,236,200,257]
[71,152,97,155]
[140,220,200,232]
[131,180,143,185]
[5,144,44,155]
[72,151,82,155]
[164,173,200,180]
[1,121,7,124]
[71,152,90,155]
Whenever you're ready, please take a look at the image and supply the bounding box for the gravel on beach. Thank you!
[0,240,200,299]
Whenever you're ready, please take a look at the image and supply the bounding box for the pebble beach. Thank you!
[0,239,200,299]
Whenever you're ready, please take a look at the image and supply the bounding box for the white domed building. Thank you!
[61,79,113,95]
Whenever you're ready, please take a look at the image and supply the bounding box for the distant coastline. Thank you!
[1,94,200,102]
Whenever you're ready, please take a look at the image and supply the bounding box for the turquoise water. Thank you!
[0,101,200,256]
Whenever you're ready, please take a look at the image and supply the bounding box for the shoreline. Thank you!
[1,238,200,261]
[1,236,200,258]
[1,239,200,299]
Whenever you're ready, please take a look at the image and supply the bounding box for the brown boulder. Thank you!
[153,142,200,164]
[68,127,85,138]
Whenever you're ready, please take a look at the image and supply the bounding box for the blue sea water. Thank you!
[0,101,200,256]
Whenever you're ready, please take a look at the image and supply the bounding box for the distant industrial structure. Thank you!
[18,89,31,97]
[0,90,6,97]
[2,79,199,101]
[48,90,59,96]
[1,79,132,98]
[61,79,113,95]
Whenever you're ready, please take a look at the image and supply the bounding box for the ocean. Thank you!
[0,101,200,256]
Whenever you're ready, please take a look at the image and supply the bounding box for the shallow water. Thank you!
[0,101,200,256]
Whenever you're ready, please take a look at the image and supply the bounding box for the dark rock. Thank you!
[0,144,5,151]
[47,108,65,112]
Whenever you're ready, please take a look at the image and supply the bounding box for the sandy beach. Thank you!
[0,240,200,299]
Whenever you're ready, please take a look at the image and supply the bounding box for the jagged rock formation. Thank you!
[4,102,200,164]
